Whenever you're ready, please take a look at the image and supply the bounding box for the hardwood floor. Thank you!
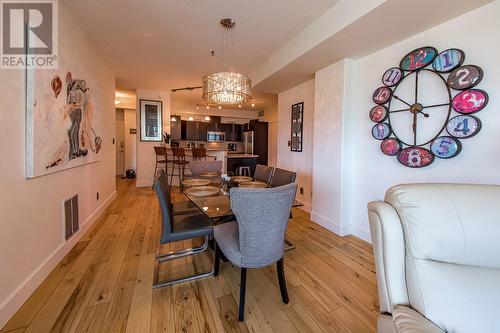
[1,178,378,333]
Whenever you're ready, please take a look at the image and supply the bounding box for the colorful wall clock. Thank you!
[369,46,489,168]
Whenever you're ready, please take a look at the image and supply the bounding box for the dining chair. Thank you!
[153,171,214,288]
[156,170,200,215]
[269,168,297,187]
[253,164,274,184]
[189,160,223,177]
[153,146,171,183]
[170,147,190,189]
[213,183,298,321]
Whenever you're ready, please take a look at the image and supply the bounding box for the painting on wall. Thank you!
[139,99,163,142]
[290,102,303,152]
[26,55,103,178]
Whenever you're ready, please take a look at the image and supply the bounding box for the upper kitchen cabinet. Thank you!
[170,115,182,140]
[181,120,198,141]
[198,121,210,141]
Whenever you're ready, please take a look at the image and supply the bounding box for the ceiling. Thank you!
[65,0,491,98]
[63,0,338,103]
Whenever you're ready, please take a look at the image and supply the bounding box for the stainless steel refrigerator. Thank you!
[243,131,254,155]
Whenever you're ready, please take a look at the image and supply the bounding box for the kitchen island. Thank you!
[166,147,258,174]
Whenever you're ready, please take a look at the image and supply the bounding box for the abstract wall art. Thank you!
[26,55,103,178]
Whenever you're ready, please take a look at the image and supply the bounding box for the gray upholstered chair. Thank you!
[213,183,298,321]
[153,171,214,288]
[253,164,274,184]
[269,168,296,187]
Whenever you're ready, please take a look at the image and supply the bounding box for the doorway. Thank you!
[116,109,125,176]
[268,122,278,167]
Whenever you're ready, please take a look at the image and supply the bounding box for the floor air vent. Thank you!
[64,195,79,240]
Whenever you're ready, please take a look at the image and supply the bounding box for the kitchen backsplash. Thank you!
[175,140,244,151]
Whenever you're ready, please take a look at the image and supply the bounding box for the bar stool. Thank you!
[153,146,171,183]
[170,148,190,189]
[236,166,251,177]
[191,148,207,161]
[191,148,217,161]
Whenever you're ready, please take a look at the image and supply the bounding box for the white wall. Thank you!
[349,0,500,241]
[135,90,170,187]
[124,109,137,172]
[278,1,500,243]
[0,4,115,326]
[277,80,315,211]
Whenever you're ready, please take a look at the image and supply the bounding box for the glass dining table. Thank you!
[181,182,303,250]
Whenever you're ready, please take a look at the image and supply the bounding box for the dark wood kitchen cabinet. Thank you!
[170,116,182,140]
[235,124,242,141]
[198,121,210,141]
[181,120,198,141]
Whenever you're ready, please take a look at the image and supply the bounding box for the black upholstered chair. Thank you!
[269,168,297,187]
[153,171,214,288]
[156,170,199,215]
[253,164,274,184]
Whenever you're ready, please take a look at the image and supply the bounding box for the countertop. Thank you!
[226,154,259,159]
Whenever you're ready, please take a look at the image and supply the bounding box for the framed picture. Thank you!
[25,53,103,178]
[290,102,303,152]
[140,99,163,141]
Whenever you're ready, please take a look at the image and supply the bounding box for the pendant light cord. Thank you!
[221,25,235,72]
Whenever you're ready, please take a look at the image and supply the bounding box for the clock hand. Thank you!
[419,111,429,118]
[412,110,417,146]
[389,108,410,113]
[423,102,450,109]
[415,71,419,104]
[392,95,412,107]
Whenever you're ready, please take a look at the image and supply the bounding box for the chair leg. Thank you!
[169,163,175,190]
[238,268,247,321]
[153,236,214,288]
[214,241,220,277]
[277,258,289,304]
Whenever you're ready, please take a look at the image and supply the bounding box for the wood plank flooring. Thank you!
[1,178,378,333]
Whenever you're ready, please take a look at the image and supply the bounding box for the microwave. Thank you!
[207,131,225,142]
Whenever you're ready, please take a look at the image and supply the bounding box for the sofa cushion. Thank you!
[385,184,500,333]
[385,184,500,268]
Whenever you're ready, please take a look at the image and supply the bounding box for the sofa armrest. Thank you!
[393,306,445,333]
[367,201,409,313]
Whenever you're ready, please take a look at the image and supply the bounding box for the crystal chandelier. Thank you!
[202,19,252,105]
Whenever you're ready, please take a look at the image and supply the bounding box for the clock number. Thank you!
[376,90,389,101]
[454,118,470,135]
[386,70,399,84]
[440,52,452,69]
[407,149,421,167]
[409,50,428,70]
[437,138,453,155]
[456,68,470,86]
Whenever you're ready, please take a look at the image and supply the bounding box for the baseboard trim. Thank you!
[0,190,117,328]
[349,224,372,244]
[310,211,344,235]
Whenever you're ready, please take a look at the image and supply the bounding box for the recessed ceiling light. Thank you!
[218,105,222,110]
[170,115,177,121]
[206,105,210,109]
[251,103,255,107]
[115,100,121,105]
[188,116,194,121]
[238,104,242,108]
[196,106,199,110]
[205,116,211,121]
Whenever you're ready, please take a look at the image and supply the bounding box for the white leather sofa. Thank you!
[368,184,500,333]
